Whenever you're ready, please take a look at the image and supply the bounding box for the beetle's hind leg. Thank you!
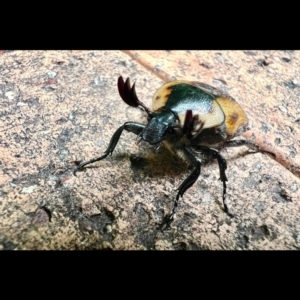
[192,146,234,218]
[205,147,234,218]
[159,147,202,230]
[73,122,145,176]
[224,139,275,158]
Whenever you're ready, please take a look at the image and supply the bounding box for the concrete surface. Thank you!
[0,50,299,250]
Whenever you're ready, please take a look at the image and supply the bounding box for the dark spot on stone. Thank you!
[173,242,188,250]
[288,145,297,158]
[27,98,39,106]
[243,235,249,243]
[235,235,248,250]
[244,173,262,189]
[225,218,232,226]
[52,60,65,65]
[101,247,113,250]
[281,57,291,63]
[0,240,18,250]
[57,128,73,143]
[250,225,270,241]
[133,202,149,223]
[284,81,298,89]
[117,61,127,67]
[258,59,271,67]
[134,229,156,249]
[279,188,292,202]
[199,62,212,69]
[47,78,57,85]
[274,138,281,145]
[176,213,193,230]
[261,122,271,133]
[78,219,94,234]
[31,207,51,226]
[255,201,265,214]
[41,206,52,221]
[55,117,68,124]
[243,51,257,56]
[43,85,55,92]
[79,208,116,241]
[272,184,292,203]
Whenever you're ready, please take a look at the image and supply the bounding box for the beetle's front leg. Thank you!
[159,147,201,230]
[73,122,145,175]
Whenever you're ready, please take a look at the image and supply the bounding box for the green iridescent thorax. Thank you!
[164,84,216,114]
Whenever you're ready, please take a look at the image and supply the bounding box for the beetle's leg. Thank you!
[192,145,233,217]
[73,122,145,176]
[224,140,275,158]
[159,147,201,230]
[204,147,233,218]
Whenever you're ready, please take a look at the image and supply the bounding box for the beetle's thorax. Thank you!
[140,109,177,145]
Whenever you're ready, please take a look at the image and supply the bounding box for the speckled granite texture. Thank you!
[0,50,299,250]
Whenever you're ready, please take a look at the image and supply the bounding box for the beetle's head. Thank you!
[140,109,177,145]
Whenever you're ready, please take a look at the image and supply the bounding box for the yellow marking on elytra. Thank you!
[152,81,179,111]
[216,97,247,136]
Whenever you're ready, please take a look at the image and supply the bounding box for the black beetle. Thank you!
[74,76,275,229]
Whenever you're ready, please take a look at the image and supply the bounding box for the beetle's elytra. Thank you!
[74,76,275,229]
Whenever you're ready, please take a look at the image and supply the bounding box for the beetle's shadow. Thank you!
[112,147,189,180]
[75,146,261,179]
[111,146,254,180]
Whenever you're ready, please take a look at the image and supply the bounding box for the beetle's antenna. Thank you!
[118,76,151,115]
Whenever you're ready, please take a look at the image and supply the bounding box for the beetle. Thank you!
[73,76,275,229]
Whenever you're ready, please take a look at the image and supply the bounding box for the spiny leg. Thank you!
[192,145,233,217]
[159,147,201,230]
[224,140,275,158]
[73,122,145,176]
[206,147,233,217]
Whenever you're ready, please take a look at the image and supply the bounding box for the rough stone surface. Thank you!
[0,50,299,250]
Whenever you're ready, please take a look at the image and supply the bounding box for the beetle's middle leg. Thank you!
[159,147,202,229]
[192,145,234,218]
[204,147,233,218]
[73,122,145,175]
[224,140,275,158]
